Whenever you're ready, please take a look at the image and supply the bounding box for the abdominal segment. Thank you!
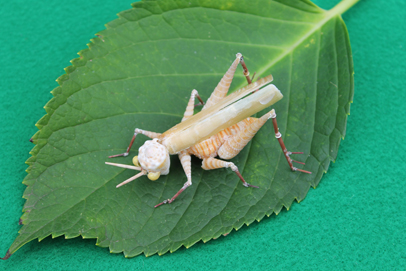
[187,117,256,159]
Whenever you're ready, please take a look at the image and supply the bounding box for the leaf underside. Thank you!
[8,0,353,258]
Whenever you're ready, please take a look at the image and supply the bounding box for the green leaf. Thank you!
[5,0,355,258]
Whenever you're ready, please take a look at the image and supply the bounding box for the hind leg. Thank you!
[181,89,204,122]
[202,53,254,110]
[269,111,311,174]
[217,110,275,159]
[218,109,311,174]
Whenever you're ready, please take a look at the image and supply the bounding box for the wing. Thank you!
[159,75,283,154]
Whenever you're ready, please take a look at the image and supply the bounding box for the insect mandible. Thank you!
[106,53,311,207]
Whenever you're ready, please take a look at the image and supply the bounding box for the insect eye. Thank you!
[147,172,160,181]
[132,156,140,167]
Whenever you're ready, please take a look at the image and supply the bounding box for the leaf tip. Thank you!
[1,250,12,260]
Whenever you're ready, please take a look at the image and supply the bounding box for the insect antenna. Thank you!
[105,162,141,171]
[105,162,146,187]
[115,171,146,188]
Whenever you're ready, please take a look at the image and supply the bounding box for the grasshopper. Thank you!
[106,53,311,207]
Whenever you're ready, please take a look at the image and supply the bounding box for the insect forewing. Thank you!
[160,75,283,154]
[164,75,273,135]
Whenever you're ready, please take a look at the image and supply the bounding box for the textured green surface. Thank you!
[1,0,405,269]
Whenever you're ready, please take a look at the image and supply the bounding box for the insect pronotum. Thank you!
[106,53,311,207]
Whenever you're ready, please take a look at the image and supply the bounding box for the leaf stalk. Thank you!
[329,0,361,16]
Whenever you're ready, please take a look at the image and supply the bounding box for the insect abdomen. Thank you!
[218,110,273,159]
[188,117,257,159]
[188,135,222,159]
[217,117,256,140]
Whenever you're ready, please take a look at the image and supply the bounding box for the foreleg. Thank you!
[155,150,192,207]
[108,128,161,158]
[202,157,258,188]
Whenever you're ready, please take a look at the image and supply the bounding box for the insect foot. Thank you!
[269,110,312,174]
[109,152,129,158]
[154,181,192,208]
[286,152,312,174]
[202,158,259,188]
[154,199,171,208]
[233,167,259,189]
[108,129,162,158]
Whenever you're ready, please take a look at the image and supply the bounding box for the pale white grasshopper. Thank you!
[106,53,311,207]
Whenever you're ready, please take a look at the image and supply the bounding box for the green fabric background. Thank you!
[1,0,405,270]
